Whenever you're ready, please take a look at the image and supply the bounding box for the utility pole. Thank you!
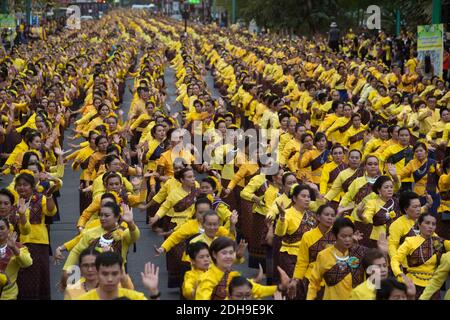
[26,0,32,25]
[432,0,441,24]
[395,9,401,36]
[231,0,236,24]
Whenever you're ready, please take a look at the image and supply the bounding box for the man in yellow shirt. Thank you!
[78,252,160,300]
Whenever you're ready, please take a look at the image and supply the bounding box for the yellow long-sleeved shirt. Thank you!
[182,268,206,300]
[226,163,259,191]
[320,162,347,201]
[324,168,356,202]
[349,280,376,300]
[388,214,417,260]
[195,264,276,300]
[293,227,334,281]
[160,219,230,253]
[419,251,450,300]
[63,225,140,271]
[275,207,316,256]
[397,158,438,195]
[360,197,398,241]
[20,194,57,245]
[307,245,354,300]
[77,190,146,228]
[438,173,450,213]
[391,235,450,287]
[0,245,33,300]
[299,149,329,184]
[240,174,279,216]
[380,143,413,183]
[155,186,198,228]
[78,288,146,300]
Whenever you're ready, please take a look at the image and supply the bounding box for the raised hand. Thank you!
[236,239,248,260]
[276,202,286,221]
[121,204,134,224]
[377,232,388,254]
[252,263,265,283]
[230,210,238,226]
[141,262,160,297]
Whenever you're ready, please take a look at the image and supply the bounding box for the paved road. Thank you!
[0,62,255,300]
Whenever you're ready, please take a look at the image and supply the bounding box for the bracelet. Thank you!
[149,291,161,299]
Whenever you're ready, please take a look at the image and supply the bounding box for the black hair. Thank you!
[397,127,410,136]
[316,204,335,216]
[209,237,236,264]
[195,196,212,209]
[95,251,123,271]
[282,172,297,186]
[372,176,392,195]
[175,167,193,181]
[15,172,35,187]
[443,157,450,174]
[418,212,436,225]
[79,247,100,265]
[202,210,219,222]
[95,135,108,146]
[388,125,399,136]
[289,184,316,201]
[399,191,420,214]
[201,177,217,191]
[24,130,41,146]
[106,144,120,155]
[151,124,165,138]
[187,241,210,260]
[0,188,15,204]
[101,192,117,203]
[362,248,385,271]
[105,154,120,167]
[101,201,121,218]
[300,133,313,143]
[21,151,40,169]
[229,276,253,296]
[332,217,355,237]
[314,132,327,144]
[103,172,122,186]
[376,278,407,300]
[413,142,427,153]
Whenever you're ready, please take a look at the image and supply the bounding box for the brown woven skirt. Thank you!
[17,243,50,300]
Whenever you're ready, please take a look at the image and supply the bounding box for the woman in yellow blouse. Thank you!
[380,127,413,191]
[14,171,56,300]
[436,157,450,240]
[325,103,353,145]
[2,129,42,175]
[391,142,440,214]
[320,145,348,208]
[275,184,318,278]
[388,191,432,260]
[240,166,283,269]
[358,175,400,248]
[325,149,362,204]
[0,188,30,237]
[151,167,200,288]
[195,237,290,300]
[289,204,337,300]
[84,135,109,186]
[67,130,99,213]
[342,113,367,151]
[62,202,139,288]
[64,248,100,300]
[391,212,450,299]
[298,132,329,185]
[338,155,382,219]
[0,217,33,300]
[74,103,110,138]
[307,217,387,300]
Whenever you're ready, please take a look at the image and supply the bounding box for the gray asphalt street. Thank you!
[0,63,254,300]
